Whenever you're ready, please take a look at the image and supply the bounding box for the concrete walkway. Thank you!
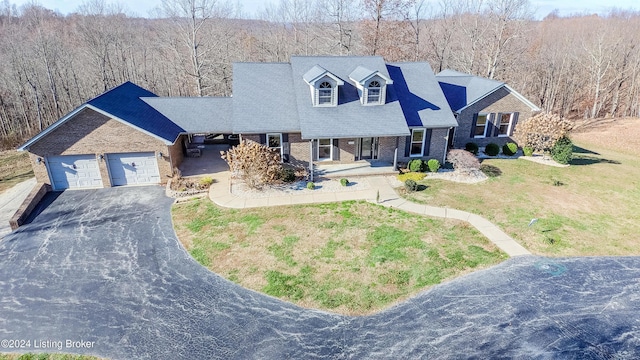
[0,177,36,238]
[209,171,530,257]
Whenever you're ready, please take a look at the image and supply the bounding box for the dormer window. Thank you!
[367,80,381,104]
[318,82,333,105]
[303,65,344,107]
[349,66,392,106]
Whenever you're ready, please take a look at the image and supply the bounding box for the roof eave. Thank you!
[86,105,176,145]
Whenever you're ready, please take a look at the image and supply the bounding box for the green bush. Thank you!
[502,142,518,156]
[465,142,479,155]
[340,178,349,186]
[397,172,426,182]
[427,159,440,173]
[280,168,296,182]
[551,136,573,165]
[199,176,214,186]
[480,164,502,177]
[523,146,534,156]
[408,159,425,172]
[404,179,419,192]
[306,182,315,190]
[485,143,500,156]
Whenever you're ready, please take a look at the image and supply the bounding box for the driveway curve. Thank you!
[1,187,639,359]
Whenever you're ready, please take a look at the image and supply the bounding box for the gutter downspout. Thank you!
[309,140,314,182]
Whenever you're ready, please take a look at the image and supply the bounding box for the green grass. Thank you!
[172,199,506,315]
[0,151,34,193]
[403,139,640,256]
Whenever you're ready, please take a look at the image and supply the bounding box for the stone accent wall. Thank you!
[26,107,179,187]
[455,87,537,148]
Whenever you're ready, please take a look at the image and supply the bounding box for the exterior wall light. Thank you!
[157,152,163,159]
[98,154,104,161]
[36,157,43,164]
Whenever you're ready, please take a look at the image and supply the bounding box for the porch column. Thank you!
[393,147,398,170]
[309,140,314,182]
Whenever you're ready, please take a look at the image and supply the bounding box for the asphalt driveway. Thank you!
[1,186,639,359]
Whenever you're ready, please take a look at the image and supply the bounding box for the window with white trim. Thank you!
[474,113,489,138]
[498,113,514,136]
[410,129,425,157]
[367,80,381,104]
[318,138,332,160]
[318,81,333,105]
[267,133,283,158]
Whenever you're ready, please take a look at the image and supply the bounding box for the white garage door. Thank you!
[47,155,103,190]
[107,152,160,186]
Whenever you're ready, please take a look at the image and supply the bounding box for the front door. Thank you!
[359,137,378,160]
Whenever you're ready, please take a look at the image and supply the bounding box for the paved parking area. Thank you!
[1,186,639,359]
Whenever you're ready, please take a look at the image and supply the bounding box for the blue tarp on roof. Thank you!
[87,82,184,143]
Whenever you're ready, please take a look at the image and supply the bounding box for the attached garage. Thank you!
[107,152,160,186]
[47,155,103,190]
[18,82,187,191]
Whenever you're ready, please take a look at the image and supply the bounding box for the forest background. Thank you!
[1,0,638,149]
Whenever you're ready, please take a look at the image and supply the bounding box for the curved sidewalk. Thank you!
[208,172,531,257]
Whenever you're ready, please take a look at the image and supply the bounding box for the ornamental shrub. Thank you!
[551,136,573,165]
[404,179,419,192]
[447,149,481,172]
[523,147,534,157]
[397,172,426,182]
[480,164,502,177]
[280,168,296,182]
[513,112,572,153]
[427,159,440,173]
[502,142,518,156]
[306,181,315,190]
[465,142,479,155]
[485,143,500,156]
[340,178,349,186]
[408,159,425,172]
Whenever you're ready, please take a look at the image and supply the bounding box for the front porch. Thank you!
[179,143,230,177]
[313,160,397,179]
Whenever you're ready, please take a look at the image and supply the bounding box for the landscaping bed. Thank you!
[172,200,506,315]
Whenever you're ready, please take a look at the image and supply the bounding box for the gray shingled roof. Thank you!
[232,62,301,134]
[349,66,392,85]
[290,56,410,139]
[387,62,457,128]
[142,97,233,133]
[435,69,504,112]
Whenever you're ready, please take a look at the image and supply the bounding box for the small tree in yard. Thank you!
[513,112,572,154]
[447,149,481,173]
[221,140,282,189]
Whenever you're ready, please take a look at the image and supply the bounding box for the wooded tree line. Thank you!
[1,0,639,149]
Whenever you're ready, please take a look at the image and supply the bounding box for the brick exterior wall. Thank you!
[454,87,537,148]
[27,107,182,187]
[397,128,449,164]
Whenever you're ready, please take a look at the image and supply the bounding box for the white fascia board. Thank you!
[86,105,175,145]
[18,105,88,151]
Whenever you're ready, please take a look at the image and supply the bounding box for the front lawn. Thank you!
[403,139,640,256]
[172,200,506,315]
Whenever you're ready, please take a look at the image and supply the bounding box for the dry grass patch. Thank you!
[0,150,33,193]
[172,200,506,315]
